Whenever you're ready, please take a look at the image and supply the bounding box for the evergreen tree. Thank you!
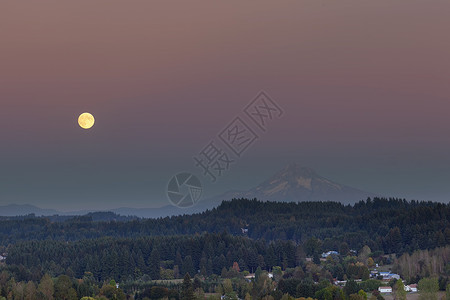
[183,256,195,277]
[149,248,161,280]
[313,253,321,265]
[181,273,195,300]
[344,280,359,297]
[255,267,263,281]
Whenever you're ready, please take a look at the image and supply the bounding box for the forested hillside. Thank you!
[0,198,449,300]
[5,233,297,282]
[0,198,448,254]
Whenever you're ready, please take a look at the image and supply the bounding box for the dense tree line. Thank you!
[5,233,298,282]
[4,233,450,291]
[0,198,448,255]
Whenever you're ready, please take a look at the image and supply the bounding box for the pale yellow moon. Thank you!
[78,112,95,129]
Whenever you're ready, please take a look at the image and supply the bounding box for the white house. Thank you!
[378,286,392,293]
[408,284,418,292]
[0,255,5,261]
[244,273,273,281]
[334,280,347,286]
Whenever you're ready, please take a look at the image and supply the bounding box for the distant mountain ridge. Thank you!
[241,163,376,204]
[0,204,60,217]
[0,164,377,218]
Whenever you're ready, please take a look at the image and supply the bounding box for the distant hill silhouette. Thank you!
[0,163,376,218]
[0,204,60,216]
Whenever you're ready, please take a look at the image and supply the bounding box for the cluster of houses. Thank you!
[371,271,418,294]
[241,268,418,295]
[318,250,420,295]
[332,268,418,294]
[334,275,418,294]
[370,270,400,280]
[378,284,417,293]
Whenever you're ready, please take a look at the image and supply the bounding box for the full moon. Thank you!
[78,112,95,129]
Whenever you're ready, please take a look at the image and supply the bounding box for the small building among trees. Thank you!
[378,286,392,293]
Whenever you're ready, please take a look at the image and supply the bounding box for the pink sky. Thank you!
[1,1,450,209]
